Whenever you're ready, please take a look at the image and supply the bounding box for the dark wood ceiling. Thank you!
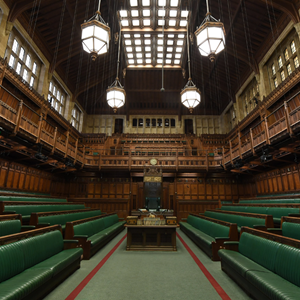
[5,0,300,115]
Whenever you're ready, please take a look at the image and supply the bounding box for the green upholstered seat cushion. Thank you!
[246,270,300,300]
[282,222,300,240]
[21,231,64,269]
[218,249,270,277]
[32,248,83,276]
[0,241,25,282]
[89,232,107,246]
[192,230,214,248]
[0,220,21,237]
[275,244,300,287]
[103,215,119,229]
[0,267,53,300]
[239,232,280,272]
[267,207,299,219]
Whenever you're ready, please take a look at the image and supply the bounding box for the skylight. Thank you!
[130,0,138,7]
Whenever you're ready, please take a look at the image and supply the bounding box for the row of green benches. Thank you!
[0,195,67,202]
[0,213,125,299]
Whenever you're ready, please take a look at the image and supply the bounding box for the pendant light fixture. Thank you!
[181,16,201,114]
[194,0,225,62]
[106,24,126,113]
[81,0,110,61]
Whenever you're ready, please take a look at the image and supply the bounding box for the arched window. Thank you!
[284,48,289,61]
[291,40,296,54]
[271,64,276,75]
[278,56,283,68]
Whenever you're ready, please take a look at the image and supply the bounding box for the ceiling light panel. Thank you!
[142,0,150,5]
[158,0,166,6]
[170,0,179,6]
[120,11,128,17]
[130,0,138,7]
[131,10,139,17]
[143,19,151,26]
[143,10,151,16]
[132,20,140,26]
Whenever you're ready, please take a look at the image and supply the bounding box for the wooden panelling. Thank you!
[255,164,300,195]
[0,158,53,193]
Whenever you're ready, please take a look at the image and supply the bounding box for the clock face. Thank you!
[150,158,158,165]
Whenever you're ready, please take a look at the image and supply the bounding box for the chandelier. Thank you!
[181,16,201,114]
[106,24,126,113]
[194,0,225,62]
[81,0,110,61]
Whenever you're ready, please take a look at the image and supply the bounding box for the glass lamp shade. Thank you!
[195,20,225,62]
[180,86,201,113]
[106,86,126,113]
[81,19,110,61]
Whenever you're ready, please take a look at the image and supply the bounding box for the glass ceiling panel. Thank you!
[119,0,188,68]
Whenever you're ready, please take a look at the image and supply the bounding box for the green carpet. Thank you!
[44,229,252,300]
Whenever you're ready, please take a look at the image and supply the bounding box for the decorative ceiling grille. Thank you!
[119,0,189,68]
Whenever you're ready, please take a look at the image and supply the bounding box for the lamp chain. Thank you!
[116,23,122,81]
[206,0,210,14]
[98,0,102,12]
[186,16,191,81]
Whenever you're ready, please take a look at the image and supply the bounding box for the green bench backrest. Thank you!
[0,196,66,202]
[266,207,300,219]
[205,211,265,228]
[275,244,300,287]
[282,222,300,240]
[38,210,101,226]
[241,199,300,204]
[4,204,86,215]
[0,220,21,237]
[239,232,280,272]
[0,230,63,283]
[240,231,300,288]
[73,214,119,237]
[187,215,230,238]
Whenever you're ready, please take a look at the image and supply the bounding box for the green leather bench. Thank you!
[268,216,300,240]
[0,214,35,237]
[29,208,102,233]
[0,195,67,202]
[0,202,86,223]
[240,199,300,204]
[221,205,300,226]
[219,227,300,300]
[205,209,274,232]
[179,214,238,261]
[65,213,126,259]
[0,189,50,196]
[0,225,83,300]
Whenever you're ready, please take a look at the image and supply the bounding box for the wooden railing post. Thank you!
[64,131,70,158]
[250,128,255,155]
[238,132,242,159]
[265,117,270,145]
[176,149,178,171]
[81,145,85,169]
[51,127,57,155]
[284,101,293,136]
[99,151,101,170]
[229,140,233,164]
[206,150,209,171]
[12,100,23,135]
[129,149,132,171]
[36,115,43,144]
[74,138,78,164]
[222,146,226,170]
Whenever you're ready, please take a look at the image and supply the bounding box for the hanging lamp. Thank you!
[181,17,201,114]
[81,0,110,61]
[106,24,125,113]
[194,0,225,62]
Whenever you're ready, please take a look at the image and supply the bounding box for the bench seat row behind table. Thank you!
[219,227,300,300]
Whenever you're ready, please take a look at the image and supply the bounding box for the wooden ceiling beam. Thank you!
[257,0,300,24]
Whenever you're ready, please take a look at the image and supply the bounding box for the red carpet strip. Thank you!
[66,234,127,300]
[176,232,231,300]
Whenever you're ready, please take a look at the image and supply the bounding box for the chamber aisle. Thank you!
[44,229,251,300]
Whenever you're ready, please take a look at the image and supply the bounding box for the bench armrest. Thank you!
[267,228,282,235]
[223,241,239,251]
[63,239,79,250]
[21,225,35,231]
[3,211,16,214]
[73,235,89,239]
[215,237,230,242]
[288,213,300,217]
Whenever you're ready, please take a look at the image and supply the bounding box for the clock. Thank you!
[150,158,158,165]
